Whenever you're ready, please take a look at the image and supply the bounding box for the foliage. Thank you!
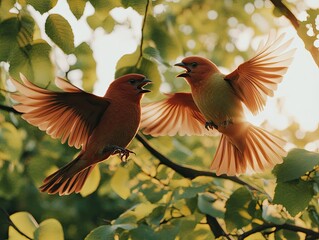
[0,0,318,239]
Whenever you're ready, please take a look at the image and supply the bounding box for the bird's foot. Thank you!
[108,146,136,163]
[205,121,218,130]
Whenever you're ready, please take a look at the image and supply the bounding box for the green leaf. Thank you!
[273,180,314,216]
[275,229,300,240]
[67,0,86,20]
[225,187,255,232]
[146,16,182,61]
[143,47,170,67]
[262,203,287,225]
[87,13,115,33]
[145,206,167,226]
[70,42,97,92]
[138,183,167,203]
[89,0,120,10]
[113,202,157,231]
[115,49,140,72]
[273,149,319,183]
[0,17,19,62]
[110,166,131,199]
[179,223,213,240]
[27,155,56,187]
[28,41,54,84]
[156,222,180,240]
[121,0,148,15]
[34,219,64,240]
[272,8,283,18]
[0,167,24,199]
[80,166,101,197]
[172,184,208,202]
[27,0,58,14]
[198,192,225,218]
[9,41,54,85]
[132,202,158,221]
[0,122,23,163]
[9,212,38,240]
[45,14,75,54]
[175,217,200,240]
[8,47,32,80]
[17,15,35,47]
[85,225,115,240]
[130,224,157,240]
[112,211,138,230]
[0,0,16,21]
[137,57,162,95]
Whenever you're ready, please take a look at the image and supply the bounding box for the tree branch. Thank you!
[270,0,299,28]
[135,133,265,194]
[0,104,19,114]
[270,0,319,67]
[238,223,319,240]
[206,214,232,239]
[135,0,150,67]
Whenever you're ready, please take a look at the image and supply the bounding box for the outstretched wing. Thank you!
[11,74,110,149]
[141,92,215,136]
[225,32,295,114]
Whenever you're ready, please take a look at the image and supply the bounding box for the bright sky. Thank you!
[34,1,319,134]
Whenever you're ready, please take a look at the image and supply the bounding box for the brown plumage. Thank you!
[11,73,151,195]
[141,32,295,175]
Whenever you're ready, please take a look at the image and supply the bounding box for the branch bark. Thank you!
[206,214,232,239]
[270,0,299,28]
[0,104,19,114]
[135,133,264,194]
[238,223,319,240]
[270,0,319,67]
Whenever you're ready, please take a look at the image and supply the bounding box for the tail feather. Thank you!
[211,124,286,176]
[39,154,95,195]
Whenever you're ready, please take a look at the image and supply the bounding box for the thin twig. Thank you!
[0,88,13,93]
[135,0,150,67]
[0,104,20,114]
[270,0,319,67]
[238,223,319,240]
[135,133,265,194]
[270,0,299,28]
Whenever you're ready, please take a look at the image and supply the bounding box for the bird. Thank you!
[141,32,295,176]
[10,73,151,195]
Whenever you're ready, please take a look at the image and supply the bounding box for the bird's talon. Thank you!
[110,146,135,163]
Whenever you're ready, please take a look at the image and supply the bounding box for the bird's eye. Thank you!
[129,79,136,84]
[191,62,198,67]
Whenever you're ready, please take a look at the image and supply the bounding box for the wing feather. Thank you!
[225,32,295,114]
[11,74,110,149]
[141,92,215,136]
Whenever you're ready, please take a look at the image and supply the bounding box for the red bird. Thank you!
[141,33,295,176]
[11,74,151,195]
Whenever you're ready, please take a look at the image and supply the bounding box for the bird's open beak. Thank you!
[138,78,152,93]
[174,62,191,78]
